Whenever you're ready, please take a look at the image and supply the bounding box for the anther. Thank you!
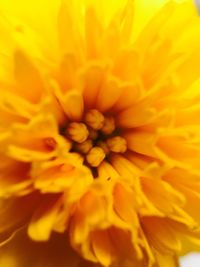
[84,109,105,130]
[74,139,93,154]
[86,147,105,167]
[101,116,115,135]
[67,122,89,143]
[106,136,127,153]
[96,141,110,154]
[88,128,98,140]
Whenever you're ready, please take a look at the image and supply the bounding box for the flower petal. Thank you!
[0,229,81,267]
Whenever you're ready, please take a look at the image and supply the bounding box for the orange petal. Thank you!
[0,228,81,267]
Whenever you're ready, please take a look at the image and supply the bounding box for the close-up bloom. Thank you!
[0,0,200,266]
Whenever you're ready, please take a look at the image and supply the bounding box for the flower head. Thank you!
[0,0,200,266]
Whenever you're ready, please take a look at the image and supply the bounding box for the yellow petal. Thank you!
[95,77,124,112]
[117,101,156,128]
[82,64,107,108]
[142,217,182,254]
[91,230,116,266]
[14,50,44,102]
[62,90,84,121]
[85,6,103,59]
[154,250,179,267]
[141,176,185,214]
[113,183,139,227]
[59,1,85,61]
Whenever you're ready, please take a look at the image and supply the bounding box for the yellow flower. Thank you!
[0,0,200,266]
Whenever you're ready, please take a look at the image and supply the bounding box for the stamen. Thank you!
[97,141,110,154]
[101,116,115,135]
[67,122,89,143]
[86,147,105,167]
[44,137,57,151]
[88,128,98,140]
[74,139,93,154]
[60,108,127,171]
[85,109,104,130]
[106,136,127,153]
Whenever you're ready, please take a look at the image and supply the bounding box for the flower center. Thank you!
[61,109,127,168]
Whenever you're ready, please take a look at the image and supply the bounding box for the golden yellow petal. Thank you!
[14,50,44,102]
[142,217,182,254]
